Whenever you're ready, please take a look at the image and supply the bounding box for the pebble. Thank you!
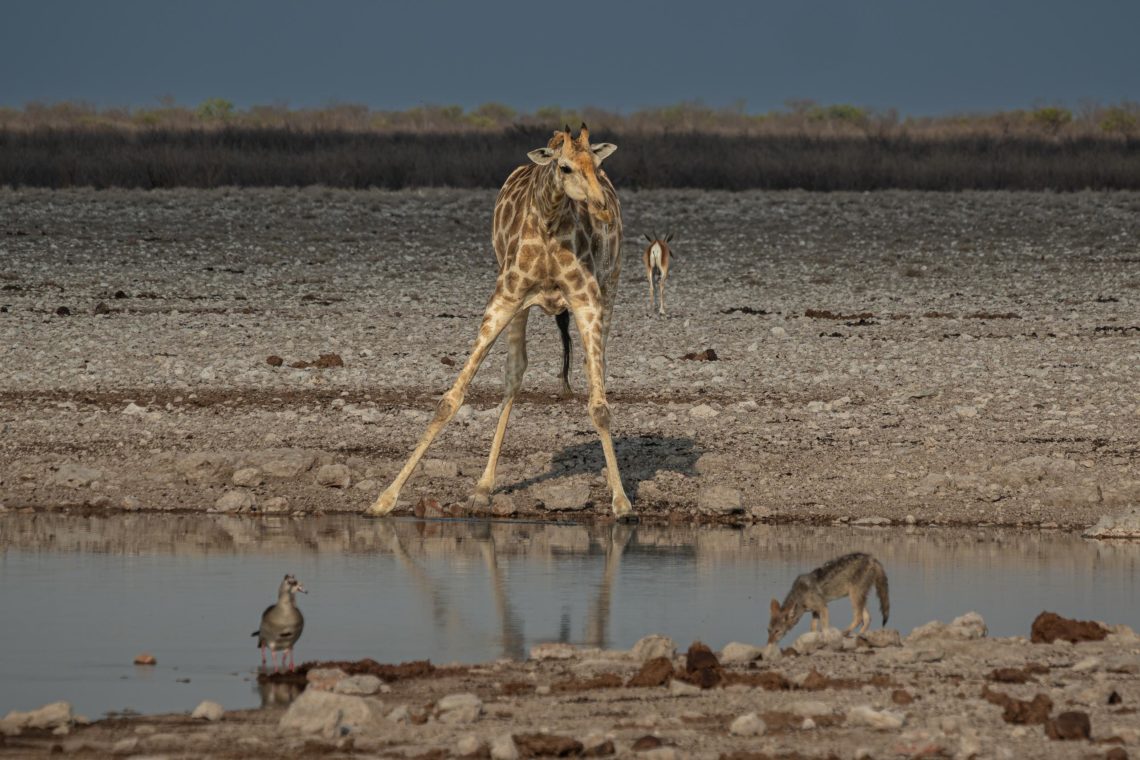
[190,700,224,721]
[729,712,767,736]
[315,463,351,489]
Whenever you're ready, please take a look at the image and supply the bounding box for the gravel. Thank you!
[1,187,1137,527]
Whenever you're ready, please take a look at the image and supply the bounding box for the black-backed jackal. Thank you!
[767,552,889,644]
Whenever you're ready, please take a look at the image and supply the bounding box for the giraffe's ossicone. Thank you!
[367,125,632,518]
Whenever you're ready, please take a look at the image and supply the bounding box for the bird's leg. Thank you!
[270,649,279,673]
[260,645,267,667]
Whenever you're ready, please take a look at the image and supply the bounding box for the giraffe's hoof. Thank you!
[611,495,633,518]
[365,489,399,517]
[616,513,641,525]
[468,490,492,512]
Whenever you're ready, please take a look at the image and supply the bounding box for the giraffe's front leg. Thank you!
[367,291,525,517]
[571,306,631,518]
[471,309,530,510]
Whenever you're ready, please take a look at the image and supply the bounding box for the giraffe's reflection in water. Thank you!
[380,520,633,660]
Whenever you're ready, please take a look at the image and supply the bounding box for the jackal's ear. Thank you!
[590,143,617,162]
[769,598,781,617]
[527,147,556,165]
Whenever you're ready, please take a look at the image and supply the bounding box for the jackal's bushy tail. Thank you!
[874,561,890,625]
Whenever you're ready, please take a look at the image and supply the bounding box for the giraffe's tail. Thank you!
[556,310,572,394]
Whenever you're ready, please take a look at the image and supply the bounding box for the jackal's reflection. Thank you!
[379,520,633,659]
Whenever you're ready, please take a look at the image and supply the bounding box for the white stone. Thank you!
[455,734,484,756]
[334,674,384,695]
[907,611,987,642]
[232,467,264,487]
[214,488,255,512]
[669,679,701,696]
[846,705,905,730]
[1083,506,1140,539]
[190,700,223,721]
[729,712,767,736]
[697,485,743,514]
[530,642,577,660]
[46,464,103,488]
[720,642,765,664]
[122,402,147,416]
[279,690,385,738]
[436,693,483,724]
[631,634,676,662]
[0,701,72,735]
[490,733,520,760]
[261,496,290,513]
[792,627,844,654]
[861,629,902,648]
[689,403,720,419]
[316,463,351,489]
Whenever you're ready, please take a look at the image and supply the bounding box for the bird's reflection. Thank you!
[255,677,304,708]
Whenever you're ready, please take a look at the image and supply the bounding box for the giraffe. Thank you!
[366,125,632,518]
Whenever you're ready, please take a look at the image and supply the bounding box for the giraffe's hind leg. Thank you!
[571,305,631,517]
[471,309,530,510]
[367,290,525,516]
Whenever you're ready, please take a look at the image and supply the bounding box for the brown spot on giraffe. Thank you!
[366,125,632,519]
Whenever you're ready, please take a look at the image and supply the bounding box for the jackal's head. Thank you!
[767,598,804,645]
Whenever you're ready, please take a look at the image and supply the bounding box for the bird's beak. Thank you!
[296,584,307,594]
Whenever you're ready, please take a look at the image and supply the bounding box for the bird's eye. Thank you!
[559,165,573,174]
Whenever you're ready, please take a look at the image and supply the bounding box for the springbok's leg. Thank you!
[471,308,530,510]
[646,266,656,314]
[657,270,668,316]
[572,305,631,517]
[367,291,525,516]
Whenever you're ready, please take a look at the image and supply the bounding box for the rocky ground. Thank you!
[3,612,1138,759]
[1,187,1138,527]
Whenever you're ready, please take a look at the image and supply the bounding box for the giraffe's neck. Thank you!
[530,163,573,230]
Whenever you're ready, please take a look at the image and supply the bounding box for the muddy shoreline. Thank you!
[3,616,1138,759]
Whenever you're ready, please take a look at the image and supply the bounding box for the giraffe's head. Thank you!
[527,124,617,223]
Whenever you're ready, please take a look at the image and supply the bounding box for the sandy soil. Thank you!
[1,187,1138,527]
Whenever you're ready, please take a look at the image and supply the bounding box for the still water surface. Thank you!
[1,514,1137,718]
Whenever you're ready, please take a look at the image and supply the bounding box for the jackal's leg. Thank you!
[367,291,525,516]
[471,309,530,510]
[819,606,830,632]
[845,590,867,636]
[810,612,819,633]
[572,306,631,517]
[860,606,872,633]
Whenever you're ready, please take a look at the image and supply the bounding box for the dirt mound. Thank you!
[1030,611,1109,644]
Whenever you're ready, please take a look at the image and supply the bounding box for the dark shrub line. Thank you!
[1,127,1137,190]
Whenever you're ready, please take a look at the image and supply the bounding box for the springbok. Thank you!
[642,232,673,315]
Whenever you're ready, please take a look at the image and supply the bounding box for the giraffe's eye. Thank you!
[559,165,573,174]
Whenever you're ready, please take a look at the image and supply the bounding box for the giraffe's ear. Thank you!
[590,143,617,162]
[527,147,556,165]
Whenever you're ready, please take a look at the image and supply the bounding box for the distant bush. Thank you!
[1,127,1136,191]
[1031,106,1072,134]
[196,98,235,122]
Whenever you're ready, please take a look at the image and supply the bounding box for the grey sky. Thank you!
[2,0,1137,115]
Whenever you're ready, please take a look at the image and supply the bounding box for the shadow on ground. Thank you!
[503,435,701,501]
